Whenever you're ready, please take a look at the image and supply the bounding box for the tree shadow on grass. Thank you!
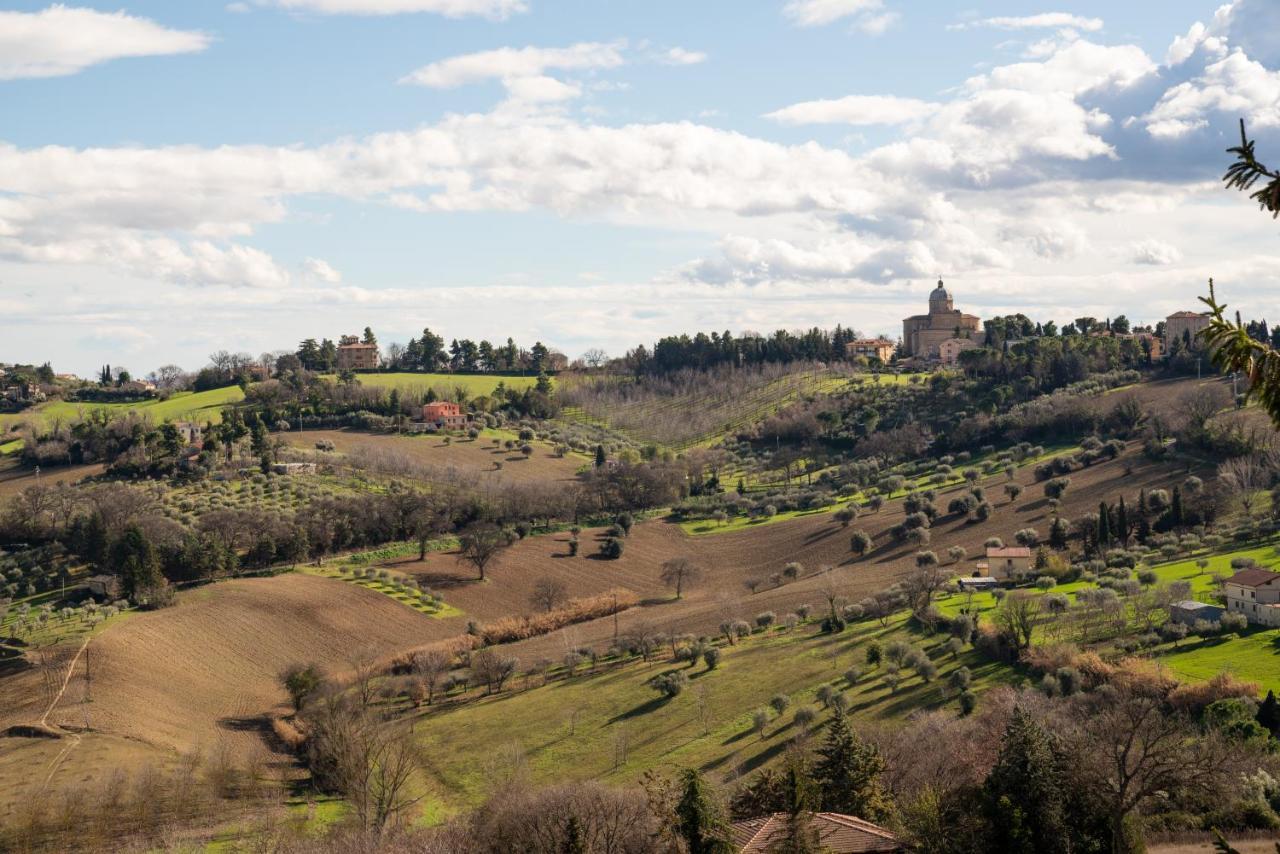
[607,695,669,724]
[732,734,796,777]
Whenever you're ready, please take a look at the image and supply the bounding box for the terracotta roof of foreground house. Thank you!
[1227,567,1280,588]
[730,812,901,853]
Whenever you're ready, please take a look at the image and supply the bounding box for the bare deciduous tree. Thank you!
[457,522,514,581]
[1217,455,1268,519]
[659,557,703,599]
[529,577,568,613]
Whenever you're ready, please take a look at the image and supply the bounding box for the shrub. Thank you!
[756,611,776,629]
[703,648,721,669]
[793,706,817,730]
[1220,611,1248,634]
[1035,576,1056,591]
[752,709,770,739]
[479,589,638,645]
[1044,478,1071,500]
[599,537,624,559]
[850,530,872,555]
[769,694,790,715]
[649,670,687,698]
[844,666,866,686]
[959,690,977,716]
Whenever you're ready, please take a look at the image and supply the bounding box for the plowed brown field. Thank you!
[394,446,1194,662]
[0,414,1201,804]
[284,429,584,485]
[19,574,455,759]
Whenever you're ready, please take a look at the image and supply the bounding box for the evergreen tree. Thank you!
[1048,516,1069,551]
[1097,502,1112,548]
[812,708,890,820]
[775,763,822,854]
[1171,486,1184,529]
[594,445,607,468]
[1116,496,1129,544]
[536,372,553,395]
[109,525,166,601]
[982,708,1067,854]
[562,815,586,854]
[1257,690,1280,739]
[675,769,733,854]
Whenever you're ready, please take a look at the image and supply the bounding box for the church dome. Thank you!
[929,279,952,311]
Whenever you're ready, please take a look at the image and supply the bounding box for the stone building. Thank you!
[1164,311,1211,352]
[901,280,981,359]
[336,336,380,371]
[846,338,895,362]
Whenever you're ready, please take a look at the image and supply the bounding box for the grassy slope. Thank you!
[410,611,1017,816]
[354,373,539,396]
[560,369,854,452]
[935,540,1280,693]
[678,441,1080,537]
[19,386,245,429]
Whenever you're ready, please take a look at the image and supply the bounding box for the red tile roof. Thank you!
[987,547,1032,558]
[730,813,900,853]
[1227,567,1280,588]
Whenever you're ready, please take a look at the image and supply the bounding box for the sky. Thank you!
[1,0,1279,376]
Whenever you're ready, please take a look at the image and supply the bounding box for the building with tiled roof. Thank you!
[730,812,901,853]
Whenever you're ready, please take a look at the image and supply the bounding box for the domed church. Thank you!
[901,279,981,359]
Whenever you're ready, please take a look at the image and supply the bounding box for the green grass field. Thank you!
[354,373,540,397]
[934,539,1280,693]
[17,387,245,429]
[407,610,1017,816]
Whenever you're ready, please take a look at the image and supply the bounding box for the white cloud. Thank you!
[658,47,707,66]
[765,94,938,126]
[261,0,526,18]
[1144,49,1280,138]
[0,5,210,80]
[400,41,624,88]
[951,13,1104,32]
[782,0,896,34]
[302,257,342,283]
[1130,239,1183,266]
[975,40,1155,95]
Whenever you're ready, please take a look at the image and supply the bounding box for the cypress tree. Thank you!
[813,708,891,820]
[1257,690,1280,739]
[982,707,1067,854]
[1116,496,1129,544]
[1171,486,1184,529]
[1097,502,1112,547]
[675,769,733,854]
[776,763,822,854]
[562,815,586,854]
[594,444,607,468]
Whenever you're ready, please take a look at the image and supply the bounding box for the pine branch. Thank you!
[1224,119,1280,217]
[1200,279,1280,427]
